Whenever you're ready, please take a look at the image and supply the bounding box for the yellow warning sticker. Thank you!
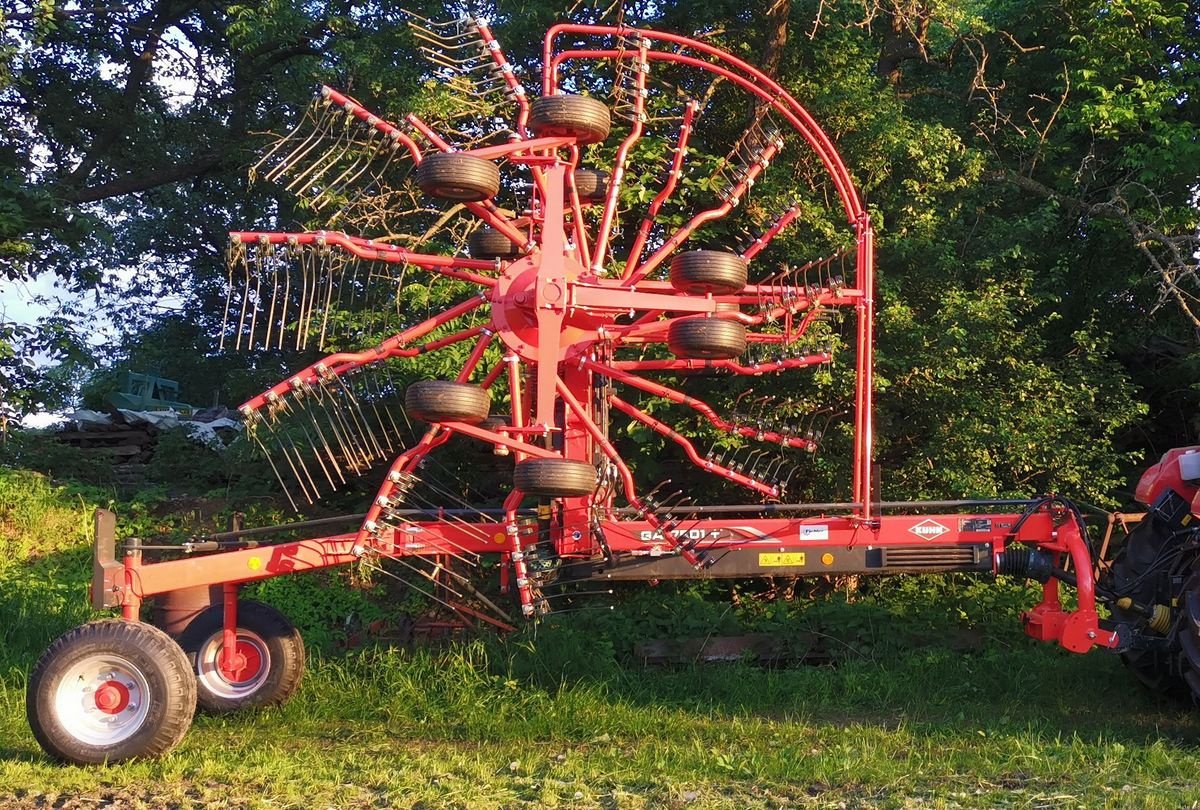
[759,552,806,567]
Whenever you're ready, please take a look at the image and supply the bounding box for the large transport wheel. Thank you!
[178,600,305,714]
[514,458,597,497]
[416,153,501,201]
[468,226,521,259]
[27,620,196,764]
[405,380,491,424]
[529,95,612,145]
[669,250,748,295]
[667,317,748,360]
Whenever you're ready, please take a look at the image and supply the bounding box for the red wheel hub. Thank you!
[93,681,130,715]
[219,639,264,684]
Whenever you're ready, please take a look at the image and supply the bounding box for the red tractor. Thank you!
[25,18,1192,765]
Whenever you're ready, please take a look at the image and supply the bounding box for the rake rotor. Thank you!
[229,19,876,620]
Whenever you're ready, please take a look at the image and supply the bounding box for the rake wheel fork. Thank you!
[551,377,706,568]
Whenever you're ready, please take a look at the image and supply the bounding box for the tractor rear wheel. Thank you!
[416,153,501,201]
[468,226,521,259]
[406,381,491,424]
[27,620,196,764]
[514,458,597,497]
[1175,569,1200,700]
[669,250,748,295]
[179,600,306,714]
[667,317,748,360]
[529,95,612,145]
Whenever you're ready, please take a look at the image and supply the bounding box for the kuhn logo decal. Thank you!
[908,519,950,540]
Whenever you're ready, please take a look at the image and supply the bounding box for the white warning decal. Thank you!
[908,519,950,540]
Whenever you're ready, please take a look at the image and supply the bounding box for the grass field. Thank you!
[2,469,1200,809]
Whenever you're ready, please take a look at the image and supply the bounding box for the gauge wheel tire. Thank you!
[669,250,748,295]
[667,317,748,360]
[27,620,196,764]
[416,153,501,201]
[571,169,609,203]
[405,381,491,424]
[514,458,598,498]
[468,226,522,259]
[178,600,306,714]
[529,95,612,145]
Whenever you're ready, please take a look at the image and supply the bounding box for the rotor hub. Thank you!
[491,250,611,363]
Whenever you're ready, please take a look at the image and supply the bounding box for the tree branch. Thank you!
[60,152,227,204]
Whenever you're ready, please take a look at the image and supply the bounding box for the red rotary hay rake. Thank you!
[26,18,1197,765]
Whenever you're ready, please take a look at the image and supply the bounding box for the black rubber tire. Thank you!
[178,600,305,714]
[514,458,597,497]
[27,620,196,764]
[571,169,609,203]
[529,95,612,145]
[667,317,748,360]
[416,153,501,201]
[480,414,510,432]
[669,250,748,295]
[405,380,491,424]
[1175,569,1200,701]
[1121,649,1190,701]
[468,226,521,259]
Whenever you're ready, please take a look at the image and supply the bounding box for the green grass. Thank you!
[2,468,1200,808]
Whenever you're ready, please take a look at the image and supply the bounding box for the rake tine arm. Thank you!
[609,395,778,499]
[587,360,817,451]
[590,37,649,274]
[553,379,704,569]
[473,18,530,136]
[680,355,823,376]
[230,231,499,287]
[320,86,423,161]
[622,99,698,281]
[626,141,779,286]
[740,204,803,262]
[239,295,487,414]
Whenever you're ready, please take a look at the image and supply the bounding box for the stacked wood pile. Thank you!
[56,408,242,485]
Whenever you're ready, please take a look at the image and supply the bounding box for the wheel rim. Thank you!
[54,654,152,746]
[196,630,271,699]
